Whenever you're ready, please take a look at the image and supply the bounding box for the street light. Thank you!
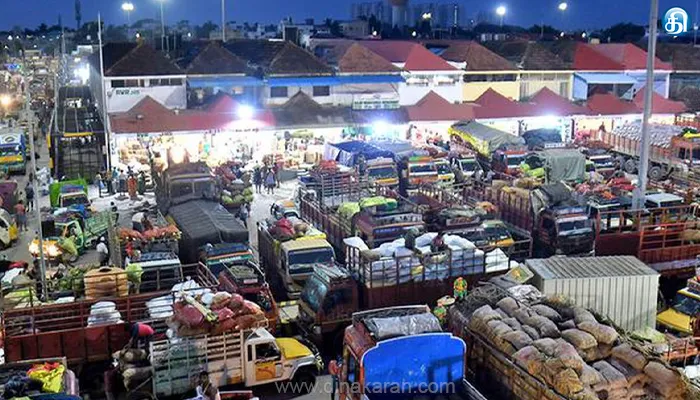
[121,2,134,26]
[558,2,568,11]
[496,6,506,27]
[157,0,167,51]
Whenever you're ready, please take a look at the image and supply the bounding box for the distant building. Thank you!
[409,2,461,27]
[351,1,389,24]
[339,20,370,38]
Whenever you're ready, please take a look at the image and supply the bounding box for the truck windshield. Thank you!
[409,164,436,174]
[507,155,525,166]
[0,145,22,157]
[436,163,451,175]
[484,225,511,241]
[367,166,396,179]
[557,219,590,233]
[672,293,700,316]
[288,248,334,275]
[300,275,327,312]
[460,160,477,172]
[591,156,613,167]
[62,194,88,207]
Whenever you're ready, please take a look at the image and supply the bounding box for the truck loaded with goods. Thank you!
[520,149,587,184]
[600,122,700,181]
[338,305,487,400]
[216,161,254,213]
[257,216,335,300]
[323,141,399,190]
[448,272,692,400]
[463,181,594,257]
[449,121,527,176]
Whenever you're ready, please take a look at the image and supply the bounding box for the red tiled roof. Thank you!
[633,87,686,114]
[530,87,590,116]
[590,44,672,70]
[406,91,475,121]
[573,44,624,71]
[338,43,401,73]
[474,88,518,108]
[587,93,639,115]
[472,89,530,119]
[110,96,275,134]
[361,41,457,71]
[438,41,515,71]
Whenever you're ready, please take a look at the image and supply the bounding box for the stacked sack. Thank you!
[467,297,687,400]
[167,292,267,337]
[114,348,151,391]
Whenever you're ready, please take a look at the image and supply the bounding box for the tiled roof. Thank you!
[94,43,183,77]
[529,87,590,115]
[338,43,401,73]
[653,43,700,71]
[484,41,568,70]
[224,40,333,76]
[472,88,530,118]
[272,91,352,127]
[573,44,625,71]
[474,88,518,108]
[633,87,686,114]
[361,41,457,71]
[182,42,250,75]
[109,95,274,134]
[406,91,475,121]
[587,93,639,115]
[437,41,515,71]
[590,43,671,70]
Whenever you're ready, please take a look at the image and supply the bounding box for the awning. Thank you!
[575,73,637,85]
[267,74,404,87]
[187,76,264,88]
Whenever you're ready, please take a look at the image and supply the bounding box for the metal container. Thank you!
[526,256,659,332]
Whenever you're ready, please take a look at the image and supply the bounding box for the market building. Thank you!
[653,43,700,110]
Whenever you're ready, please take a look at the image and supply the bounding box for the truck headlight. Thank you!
[28,242,39,255]
[47,244,61,257]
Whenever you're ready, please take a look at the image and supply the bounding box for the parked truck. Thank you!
[149,327,322,397]
[337,305,486,400]
[463,182,595,256]
[600,122,700,181]
[657,276,700,335]
[449,121,526,175]
[520,148,587,184]
[29,209,112,262]
[324,141,400,189]
[49,179,90,209]
[257,221,336,300]
[0,131,27,174]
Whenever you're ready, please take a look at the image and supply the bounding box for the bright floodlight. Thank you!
[496,6,506,16]
[373,120,389,134]
[558,2,567,11]
[0,94,11,108]
[237,104,254,120]
[121,2,134,11]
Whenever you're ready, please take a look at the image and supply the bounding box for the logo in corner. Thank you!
[664,7,689,35]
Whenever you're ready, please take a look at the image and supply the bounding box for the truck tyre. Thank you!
[648,166,663,181]
[292,368,317,395]
[624,159,637,174]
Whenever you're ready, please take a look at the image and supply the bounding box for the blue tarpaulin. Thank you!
[326,141,394,166]
[361,333,465,399]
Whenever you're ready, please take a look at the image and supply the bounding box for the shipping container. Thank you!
[526,256,659,332]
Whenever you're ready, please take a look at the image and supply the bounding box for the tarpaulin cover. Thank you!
[362,333,465,399]
[325,141,394,166]
[450,121,524,157]
[369,140,418,160]
[168,200,248,262]
[537,149,586,183]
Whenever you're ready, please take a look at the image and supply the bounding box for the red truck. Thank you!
[2,263,217,364]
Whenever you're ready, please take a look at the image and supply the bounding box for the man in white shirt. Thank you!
[96,237,109,266]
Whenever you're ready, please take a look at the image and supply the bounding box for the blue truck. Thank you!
[0,131,26,175]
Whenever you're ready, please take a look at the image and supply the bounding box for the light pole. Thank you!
[558,2,567,36]
[221,0,226,42]
[158,0,166,51]
[496,5,506,27]
[121,2,134,27]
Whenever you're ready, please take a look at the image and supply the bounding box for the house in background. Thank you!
[483,40,573,100]
[88,43,187,114]
[425,40,521,101]
[654,43,700,110]
[360,40,465,105]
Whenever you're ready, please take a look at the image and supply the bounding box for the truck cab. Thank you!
[270,200,301,220]
[50,180,90,209]
[451,154,481,182]
[0,208,17,248]
[279,239,336,299]
[538,205,595,256]
[492,149,526,175]
[400,156,438,195]
[364,158,399,189]
[434,158,455,187]
[657,279,700,335]
[0,132,26,174]
[587,153,616,177]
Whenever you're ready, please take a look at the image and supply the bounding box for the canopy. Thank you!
[575,72,637,85]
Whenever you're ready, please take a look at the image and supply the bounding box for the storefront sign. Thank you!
[352,94,400,110]
[114,88,141,96]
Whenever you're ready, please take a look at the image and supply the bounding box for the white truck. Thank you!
[149,328,322,397]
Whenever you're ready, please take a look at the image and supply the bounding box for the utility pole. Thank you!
[221,0,227,42]
[633,0,659,209]
[98,13,112,172]
[22,57,48,301]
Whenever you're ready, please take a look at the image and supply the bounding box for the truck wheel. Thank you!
[292,369,317,395]
[624,159,637,174]
[648,166,663,181]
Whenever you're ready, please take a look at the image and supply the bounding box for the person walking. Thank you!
[118,170,127,196]
[329,357,342,400]
[95,172,103,198]
[14,200,26,232]
[96,237,110,266]
[238,203,249,228]
[264,169,276,195]
[127,174,138,200]
[253,167,262,194]
[24,182,34,212]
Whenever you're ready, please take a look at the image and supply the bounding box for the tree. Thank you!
[603,23,645,43]
[196,21,219,39]
[104,24,127,42]
[368,15,381,34]
[528,24,558,35]
[37,23,49,34]
[324,19,342,36]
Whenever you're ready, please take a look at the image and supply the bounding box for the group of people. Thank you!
[252,164,279,195]
[95,168,147,200]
